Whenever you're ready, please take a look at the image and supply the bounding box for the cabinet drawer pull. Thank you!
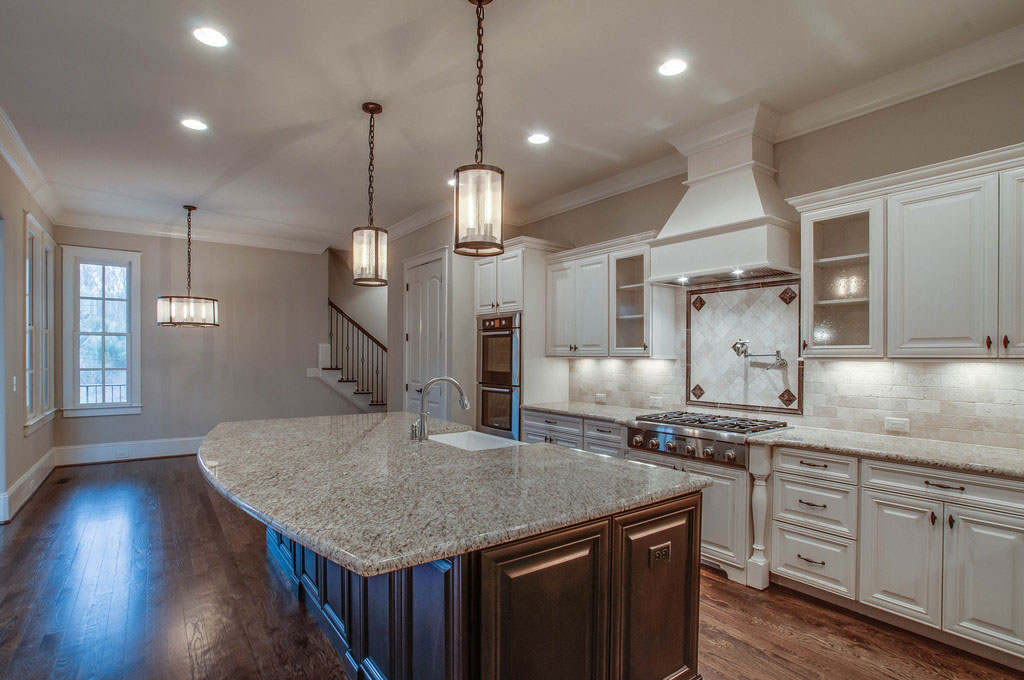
[924,480,965,492]
[797,554,825,566]
[986,335,993,349]
[596,427,612,434]
[930,511,937,526]
[798,499,827,509]
[544,419,557,425]
[799,460,828,468]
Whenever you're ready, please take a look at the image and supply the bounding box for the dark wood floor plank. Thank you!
[0,456,1019,679]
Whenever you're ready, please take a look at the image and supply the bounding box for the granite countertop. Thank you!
[522,401,654,426]
[198,412,711,577]
[749,425,1024,480]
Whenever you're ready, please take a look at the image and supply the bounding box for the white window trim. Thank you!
[61,245,143,417]
[24,214,57,434]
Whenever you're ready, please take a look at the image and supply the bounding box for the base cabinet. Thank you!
[265,493,702,680]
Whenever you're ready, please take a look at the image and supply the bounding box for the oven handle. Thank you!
[480,329,517,337]
[480,385,514,394]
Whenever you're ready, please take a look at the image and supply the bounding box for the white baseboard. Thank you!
[52,436,203,467]
[1,447,56,522]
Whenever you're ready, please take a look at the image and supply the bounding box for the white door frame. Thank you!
[402,246,452,417]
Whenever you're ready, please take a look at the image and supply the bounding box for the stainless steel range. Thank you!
[627,411,788,468]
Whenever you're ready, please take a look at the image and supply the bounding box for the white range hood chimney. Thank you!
[650,103,799,286]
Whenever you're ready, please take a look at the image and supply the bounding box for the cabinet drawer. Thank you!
[521,410,583,436]
[584,419,622,443]
[584,440,624,459]
[775,447,858,484]
[626,450,681,470]
[771,522,857,600]
[773,472,858,539]
[861,459,1024,515]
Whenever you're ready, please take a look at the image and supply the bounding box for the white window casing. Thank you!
[24,214,57,434]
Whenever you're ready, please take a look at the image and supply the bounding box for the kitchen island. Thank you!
[198,412,711,680]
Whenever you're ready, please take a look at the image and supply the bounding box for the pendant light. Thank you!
[453,0,504,257]
[352,102,388,286]
[156,205,220,327]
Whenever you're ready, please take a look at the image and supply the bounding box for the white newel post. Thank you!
[746,442,772,589]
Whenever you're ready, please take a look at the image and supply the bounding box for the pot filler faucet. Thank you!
[411,376,471,441]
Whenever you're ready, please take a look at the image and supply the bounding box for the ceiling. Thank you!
[2,0,1023,251]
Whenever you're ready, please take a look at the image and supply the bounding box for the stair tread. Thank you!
[337,379,357,383]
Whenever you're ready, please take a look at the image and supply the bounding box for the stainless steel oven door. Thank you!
[477,385,520,439]
[478,328,521,386]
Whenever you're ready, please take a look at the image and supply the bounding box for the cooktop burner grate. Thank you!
[636,411,787,434]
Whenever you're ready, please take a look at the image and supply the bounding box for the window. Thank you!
[62,246,142,417]
[24,215,56,433]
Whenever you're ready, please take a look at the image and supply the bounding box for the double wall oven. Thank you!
[477,312,521,438]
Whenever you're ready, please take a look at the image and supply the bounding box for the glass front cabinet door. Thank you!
[609,247,650,356]
[800,197,885,357]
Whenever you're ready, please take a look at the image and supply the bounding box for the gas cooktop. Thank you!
[635,411,787,435]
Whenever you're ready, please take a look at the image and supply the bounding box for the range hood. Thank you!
[650,103,799,286]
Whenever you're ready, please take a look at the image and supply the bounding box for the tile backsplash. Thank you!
[569,291,1024,448]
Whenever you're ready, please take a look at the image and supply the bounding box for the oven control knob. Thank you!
[684,445,696,457]
[648,438,660,449]
[631,434,644,448]
[665,441,677,453]
[702,447,716,460]
[723,450,737,463]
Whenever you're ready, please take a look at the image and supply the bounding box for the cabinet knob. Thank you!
[802,340,808,351]
[930,511,937,526]
[948,514,955,529]
[986,335,993,349]
[1004,335,1011,350]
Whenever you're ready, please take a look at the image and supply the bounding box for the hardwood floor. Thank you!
[0,456,1018,680]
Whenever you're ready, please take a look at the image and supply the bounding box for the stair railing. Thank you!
[327,300,387,406]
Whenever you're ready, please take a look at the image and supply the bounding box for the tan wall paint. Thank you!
[386,216,476,427]
[508,174,686,249]
[53,226,356,447]
[775,62,1024,198]
[327,247,387,342]
[0,158,58,490]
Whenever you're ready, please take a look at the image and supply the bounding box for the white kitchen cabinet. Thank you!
[1000,167,1024,357]
[474,246,524,314]
[800,197,885,357]
[943,504,1024,656]
[859,488,944,628]
[520,408,583,448]
[545,255,609,356]
[681,459,749,570]
[887,173,1000,357]
[608,247,675,358]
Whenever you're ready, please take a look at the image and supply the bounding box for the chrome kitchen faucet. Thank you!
[411,376,471,441]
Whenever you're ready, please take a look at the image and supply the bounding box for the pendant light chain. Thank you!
[367,110,376,226]
[475,1,485,164]
[186,206,193,296]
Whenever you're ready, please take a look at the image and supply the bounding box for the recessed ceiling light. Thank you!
[180,118,208,131]
[193,27,229,48]
[527,132,550,145]
[448,178,457,186]
[732,268,744,275]
[658,58,688,76]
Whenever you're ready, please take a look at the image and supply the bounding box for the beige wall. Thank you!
[386,216,476,427]
[775,62,1024,199]
[327,247,387,342]
[1,156,59,490]
[53,226,356,447]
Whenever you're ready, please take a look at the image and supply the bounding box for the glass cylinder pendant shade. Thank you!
[454,164,504,257]
[352,226,388,286]
[156,296,219,327]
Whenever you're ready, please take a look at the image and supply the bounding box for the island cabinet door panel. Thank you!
[345,572,367,679]
[610,495,701,680]
[270,529,296,578]
[363,572,402,680]
[479,520,610,680]
[406,558,463,680]
[300,545,321,602]
[322,559,351,648]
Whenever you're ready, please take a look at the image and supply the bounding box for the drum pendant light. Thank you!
[352,102,388,286]
[453,0,504,257]
[156,205,219,327]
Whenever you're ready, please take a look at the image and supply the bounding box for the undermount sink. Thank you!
[429,430,525,451]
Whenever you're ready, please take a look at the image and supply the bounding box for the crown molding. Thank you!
[386,200,452,242]
[669,102,782,156]
[516,154,687,226]
[787,141,1024,211]
[0,105,65,224]
[545,230,657,264]
[776,23,1024,142]
[60,212,331,254]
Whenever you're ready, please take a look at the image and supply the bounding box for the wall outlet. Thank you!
[595,393,607,404]
[306,368,319,378]
[650,396,663,408]
[884,417,910,433]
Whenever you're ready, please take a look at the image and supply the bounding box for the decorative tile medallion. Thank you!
[691,384,705,400]
[778,388,797,407]
[691,295,706,312]
[779,287,798,305]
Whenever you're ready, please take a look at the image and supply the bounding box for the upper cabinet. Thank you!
[887,174,999,358]
[801,198,885,357]
[546,255,609,356]
[474,246,524,314]
[609,247,676,358]
[999,167,1024,357]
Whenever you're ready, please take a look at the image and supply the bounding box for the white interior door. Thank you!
[405,255,446,420]
[887,173,999,357]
